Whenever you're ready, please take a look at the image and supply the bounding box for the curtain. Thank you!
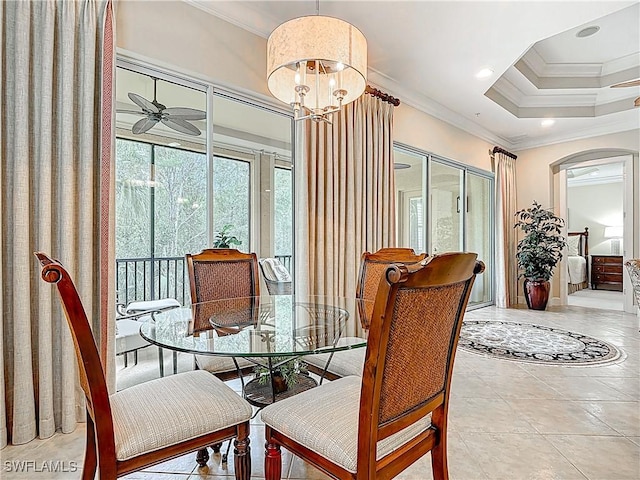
[0,0,115,447]
[295,94,396,299]
[494,151,517,308]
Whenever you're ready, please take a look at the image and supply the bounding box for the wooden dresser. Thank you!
[591,255,623,291]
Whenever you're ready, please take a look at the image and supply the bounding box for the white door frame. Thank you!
[558,153,636,313]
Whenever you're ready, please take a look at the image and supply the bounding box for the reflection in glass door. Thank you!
[430,162,463,254]
[466,173,493,304]
[394,149,426,252]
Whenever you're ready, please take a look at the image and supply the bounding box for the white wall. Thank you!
[567,182,624,255]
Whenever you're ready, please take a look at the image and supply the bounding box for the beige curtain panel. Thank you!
[0,0,115,448]
[295,94,396,300]
[494,150,517,308]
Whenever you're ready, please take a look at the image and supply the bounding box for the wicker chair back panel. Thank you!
[192,260,254,332]
[378,281,466,425]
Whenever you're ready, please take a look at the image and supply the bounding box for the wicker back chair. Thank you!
[35,253,252,479]
[356,247,428,326]
[185,248,260,383]
[625,259,640,308]
[262,252,484,480]
[186,249,260,334]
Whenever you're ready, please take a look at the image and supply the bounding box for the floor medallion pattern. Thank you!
[458,321,622,366]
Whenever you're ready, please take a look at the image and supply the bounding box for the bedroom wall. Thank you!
[567,182,624,255]
[115,0,494,172]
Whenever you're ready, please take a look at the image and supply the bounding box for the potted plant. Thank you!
[213,224,242,248]
[254,357,307,393]
[514,201,566,310]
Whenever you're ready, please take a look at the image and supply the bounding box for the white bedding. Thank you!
[567,255,587,285]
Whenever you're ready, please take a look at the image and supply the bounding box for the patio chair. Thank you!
[305,247,428,380]
[36,252,252,479]
[185,248,259,380]
[259,258,292,295]
[116,298,181,377]
[262,252,484,480]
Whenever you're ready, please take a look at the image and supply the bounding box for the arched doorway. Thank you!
[552,149,638,314]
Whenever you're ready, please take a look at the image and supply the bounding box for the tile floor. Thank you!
[1,305,638,479]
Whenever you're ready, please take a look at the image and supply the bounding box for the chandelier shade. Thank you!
[267,15,367,121]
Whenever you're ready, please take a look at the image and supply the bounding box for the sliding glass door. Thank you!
[394,145,494,307]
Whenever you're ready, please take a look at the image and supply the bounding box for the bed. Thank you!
[567,227,589,294]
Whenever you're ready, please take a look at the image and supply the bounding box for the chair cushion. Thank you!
[111,370,252,461]
[261,376,431,473]
[260,258,292,283]
[115,320,150,354]
[195,354,253,373]
[126,298,181,313]
[304,338,366,377]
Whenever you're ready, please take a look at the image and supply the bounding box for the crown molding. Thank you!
[511,118,639,151]
[184,0,271,38]
[367,68,511,148]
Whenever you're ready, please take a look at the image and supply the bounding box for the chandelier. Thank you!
[267,13,367,122]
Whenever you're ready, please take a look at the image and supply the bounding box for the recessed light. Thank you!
[168,142,181,147]
[541,119,555,127]
[576,26,600,38]
[475,68,494,79]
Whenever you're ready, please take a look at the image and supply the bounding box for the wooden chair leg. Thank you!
[196,448,209,467]
[134,349,138,365]
[431,408,449,480]
[82,412,97,480]
[123,352,128,368]
[158,347,164,377]
[234,423,251,480]
[264,429,282,480]
[211,443,222,453]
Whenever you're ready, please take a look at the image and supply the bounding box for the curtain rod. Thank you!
[492,146,517,160]
[365,85,401,106]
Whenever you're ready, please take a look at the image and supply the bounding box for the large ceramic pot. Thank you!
[523,279,550,310]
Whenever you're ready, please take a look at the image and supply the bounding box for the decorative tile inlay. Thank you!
[459,321,623,366]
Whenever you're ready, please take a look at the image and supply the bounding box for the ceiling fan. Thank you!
[117,78,206,136]
[610,79,640,107]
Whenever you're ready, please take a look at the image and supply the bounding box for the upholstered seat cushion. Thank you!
[261,376,431,473]
[304,337,366,377]
[115,319,150,354]
[195,354,253,373]
[125,298,181,313]
[111,370,252,461]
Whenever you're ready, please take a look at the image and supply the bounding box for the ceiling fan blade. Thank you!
[116,109,147,116]
[128,92,160,113]
[163,107,206,120]
[610,79,640,88]
[161,117,201,136]
[132,117,159,134]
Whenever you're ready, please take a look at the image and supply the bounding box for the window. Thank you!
[115,63,295,304]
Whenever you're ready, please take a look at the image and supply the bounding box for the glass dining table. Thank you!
[139,294,371,408]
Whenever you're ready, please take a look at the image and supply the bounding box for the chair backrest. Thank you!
[356,248,428,325]
[258,258,292,295]
[35,253,116,454]
[625,259,640,306]
[185,248,260,333]
[356,252,484,475]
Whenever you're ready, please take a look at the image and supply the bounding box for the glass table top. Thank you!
[139,295,371,358]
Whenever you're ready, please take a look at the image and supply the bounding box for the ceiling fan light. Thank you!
[267,15,367,121]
